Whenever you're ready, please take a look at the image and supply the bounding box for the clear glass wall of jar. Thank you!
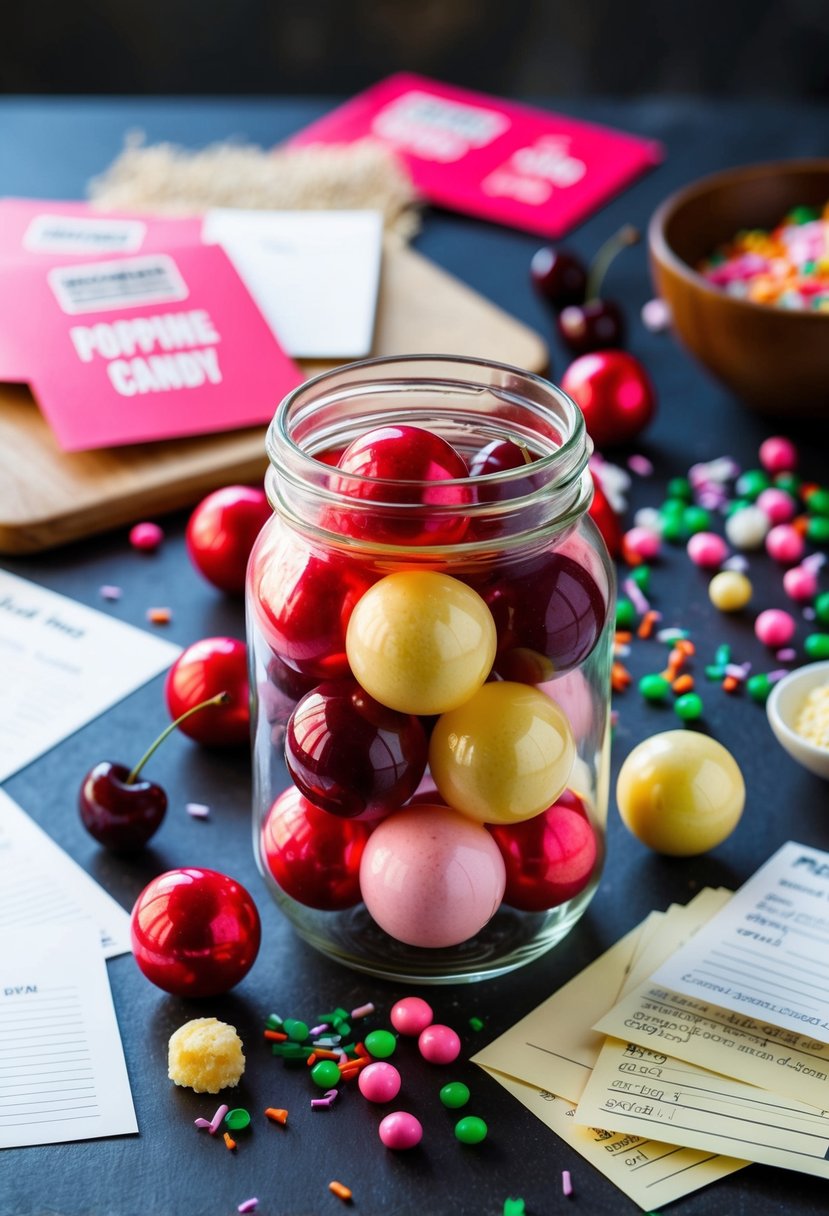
[247,355,615,984]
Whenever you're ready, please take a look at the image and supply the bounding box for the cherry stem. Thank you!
[506,435,536,466]
[126,692,231,784]
[586,224,640,302]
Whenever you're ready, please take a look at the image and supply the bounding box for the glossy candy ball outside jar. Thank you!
[247,356,615,983]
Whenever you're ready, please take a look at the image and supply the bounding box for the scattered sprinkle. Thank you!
[468,1016,485,1032]
[99,584,122,601]
[208,1104,229,1135]
[641,296,671,331]
[193,1117,212,1129]
[350,1002,375,1019]
[264,1107,288,1125]
[562,1168,574,1197]
[776,647,797,662]
[146,606,172,625]
[223,1131,237,1151]
[186,802,210,819]
[627,453,654,477]
[328,1180,353,1203]
[237,1200,259,1213]
[129,521,164,551]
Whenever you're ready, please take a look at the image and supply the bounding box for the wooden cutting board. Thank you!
[0,240,548,555]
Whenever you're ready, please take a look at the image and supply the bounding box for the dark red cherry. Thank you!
[557,298,625,355]
[79,762,167,852]
[285,679,428,819]
[530,246,588,309]
[330,424,472,545]
[468,437,540,504]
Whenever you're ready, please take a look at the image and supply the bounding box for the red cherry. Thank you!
[260,785,372,910]
[165,637,249,746]
[557,298,625,355]
[330,424,472,545]
[249,525,372,680]
[130,867,261,997]
[79,761,167,851]
[560,351,656,449]
[285,679,428,819]
[186,485,271,595]
[530,245,588,309]
[488,790,598,911]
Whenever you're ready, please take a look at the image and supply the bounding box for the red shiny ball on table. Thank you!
[130,868,261,997]
[165,637,249,747]
[488,789,598,911]
[286,679,428,820]
[560,350,656,449]
[249,525,372,681]
[330,424,472,545]
[261,785,372,910]
[185,485,271,595]
[79,761,166,851]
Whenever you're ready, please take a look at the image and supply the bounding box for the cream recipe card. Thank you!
[0,921,138,1149]
[0,569,181,782]
[0,789,131,957]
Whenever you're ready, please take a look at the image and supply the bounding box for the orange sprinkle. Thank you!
[675,639,695,656]
[265,1107,288,1125]
[328,1181,353,1202]
[793,514,810,536]
[354,1042,370,1058]
[667,648,686,673]
[614,631,633,644]
[146,606,172,625]
[672,674,695,694]
[307,1048,339,1062]
[223,1132,237,1151]
[264,1030,287,1041]
[637,610,659,640]
[722,675,740,693]
[611,662,632,693]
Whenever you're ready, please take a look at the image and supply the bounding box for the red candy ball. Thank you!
[165,636,250,747]
[285,679,428,819]
[488,789,598,911]
[186,485,271,595]
[330,424,472,545]
[561,350,656,449]
[130,868,261,997]
[260,785,372,910]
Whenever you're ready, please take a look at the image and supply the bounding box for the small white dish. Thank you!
[766,660,829,780]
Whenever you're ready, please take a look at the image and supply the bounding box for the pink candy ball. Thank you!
[390,996,434,1037]
[359,1061,402,1104]
[756,487,796,524]
[754,608,796,648]
[686,531,729,569]
[759,436,797,474]
[765,524,805,565]
[418,1023,461,1065]
[783,565,819,602]
[378,1110,423,1150]
[129,521,164,551]
[623,526,661,561]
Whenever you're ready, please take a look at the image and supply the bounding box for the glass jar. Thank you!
[246,355,615,984]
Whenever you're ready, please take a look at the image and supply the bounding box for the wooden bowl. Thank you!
[648,160,829,417]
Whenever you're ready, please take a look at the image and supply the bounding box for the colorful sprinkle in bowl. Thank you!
[766,660,829,780]
[648,159,829,418]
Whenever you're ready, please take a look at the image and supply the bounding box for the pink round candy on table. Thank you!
[622,526,661,561]
[418,1024,461,1065]
[686,531,729,569]
[378,1110,423,1150]
[765,524,805,565]
[783,565,819,602]
[390,996,434,1037]
[129,521,164,551]
[759,436,797,474]
[359,1061,402,1103]
[756,487,796,524]
[754,608,796,648]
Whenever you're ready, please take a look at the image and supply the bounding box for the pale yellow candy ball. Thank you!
[429,681,576,824]
[616,730,745,856]
[708,570,753,612]
[345,570,497,715]
[168,1017,245,1094]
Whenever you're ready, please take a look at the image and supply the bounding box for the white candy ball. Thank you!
[724,505,770,551]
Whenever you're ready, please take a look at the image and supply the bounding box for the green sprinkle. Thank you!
[440,1082,471,1109]
[224,1108,251,1132]
[468,1016,485,1032]
[266,1013,283,1030]
[503,1200,526,1216]
[272,1042,310,1059]
[666,477,692,502]
[814,592,829,626]
[616,597,636,630]
[311,1059,342,1089]
[804,633,829,660]
[333,1022,351,1040]
[455,1115,488,1145]
[674,692,704,721]
[807,517,829,544]
[714,644,731,666]
[682,505,711,534]
[639,673,672,702]
[282,1018,309,1042]
[631,565,651,592]
[806,488,829,518]
[746,673,773,704]
[704,665,726,680]
[364,1029,397,1059]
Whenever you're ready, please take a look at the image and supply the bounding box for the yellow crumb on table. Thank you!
[794,682,829,750]
[168,1017,245,1094]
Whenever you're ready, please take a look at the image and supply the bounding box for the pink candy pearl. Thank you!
[754,608,796,648]
[759,436,797,474]
[390,996,434,1037]
[765,524,805,565]
[756,487,797,524]
[378,1110,423,1150]
[783,565,819,602]
[358,1062,402,1104]
[418,1024,461,1065]
[686,531,729,569]
[623,526,661,561]
[129,521,164,551]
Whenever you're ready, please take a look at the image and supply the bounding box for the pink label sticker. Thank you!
[290,74,664,237]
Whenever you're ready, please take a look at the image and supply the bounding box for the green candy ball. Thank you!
[364,1029,397,1059]
[674,692,704,721]
[311,1060,342,1089]
[455,1115,488,1144]
[440,1082,471,1109]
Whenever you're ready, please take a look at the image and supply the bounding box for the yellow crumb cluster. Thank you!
[794,683,829,751]
[168,1017,245,1094]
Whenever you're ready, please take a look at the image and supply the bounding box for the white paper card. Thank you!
[202,209,384,358]
[0,921,138,1149]
[0,789,131,957]
[0,569,181,782]
[651,841,829,1043]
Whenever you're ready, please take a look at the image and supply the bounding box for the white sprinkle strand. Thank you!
[99,584,123,601]
[238,1200,259,1213]
[186,802,210,819]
